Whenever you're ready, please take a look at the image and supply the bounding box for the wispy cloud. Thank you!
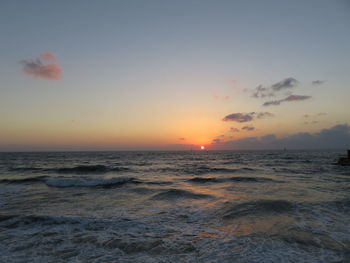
[252,77,298,98]
[263,95,311,106]
[242,126,255,131]
[178,137,186,141]
[230,127,240,132]
[303,112,327,118]
[20,52,62,80]
[222,112,274,122]
[312,80,325,86]
[256,112,274,119]
[302,112,327,125]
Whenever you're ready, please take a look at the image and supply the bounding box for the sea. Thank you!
[0,150,349,263]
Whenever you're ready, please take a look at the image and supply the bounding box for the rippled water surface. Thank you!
[0,150,349,262]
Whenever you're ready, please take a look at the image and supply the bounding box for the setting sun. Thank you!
[200,146,205,150]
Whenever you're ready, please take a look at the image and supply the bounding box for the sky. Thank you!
[0,0,350,151]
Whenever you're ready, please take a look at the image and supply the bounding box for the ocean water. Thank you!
[0,150,349,263]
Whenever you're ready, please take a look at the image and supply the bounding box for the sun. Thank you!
[200,146,205,150]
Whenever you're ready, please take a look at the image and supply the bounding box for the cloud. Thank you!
[40,52,57,62]
[223,113,254,122]
[252,77,298,98]
[178,138,186,141]
[312,80,325,86]
[256,112,274,119]
[230,127,240,132]
[222,112,274,122]
[302,112,327,125]
[263,94,311,106]
[271,77,298,91]
[304,112,327,118]
[242,126,255,131]
[20,52,62,80]
[212,138,222,143]
[252,85,274,98]
[213,124,350,149]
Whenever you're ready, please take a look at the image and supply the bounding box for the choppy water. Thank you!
[0,150,349,262]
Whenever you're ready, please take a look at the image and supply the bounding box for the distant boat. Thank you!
[337,150,350,166]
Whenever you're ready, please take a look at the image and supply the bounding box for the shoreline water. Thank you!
[0,150,349,262]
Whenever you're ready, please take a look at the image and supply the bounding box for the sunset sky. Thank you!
[1,0,350,151]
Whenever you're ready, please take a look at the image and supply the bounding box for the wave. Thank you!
[0,176,48,184]
[9,167,46,172]
[273,228,349,253]
[187,176,278,184]
[8,165,130,174]
[155,165,257,175]
[319,199,350,214]
[145,181,173,186]
[187,177,221,183]
[222,200,295,219]
[227,177,276,183]
[120,161,152,166]
[187,166,256,175]
[46,176,140,188]
[56,165,129,174]
[0,214,82,228]
[151,189,212,200]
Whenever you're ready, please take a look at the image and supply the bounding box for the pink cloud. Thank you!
[40,52,57,62]
[21,52,62,80]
